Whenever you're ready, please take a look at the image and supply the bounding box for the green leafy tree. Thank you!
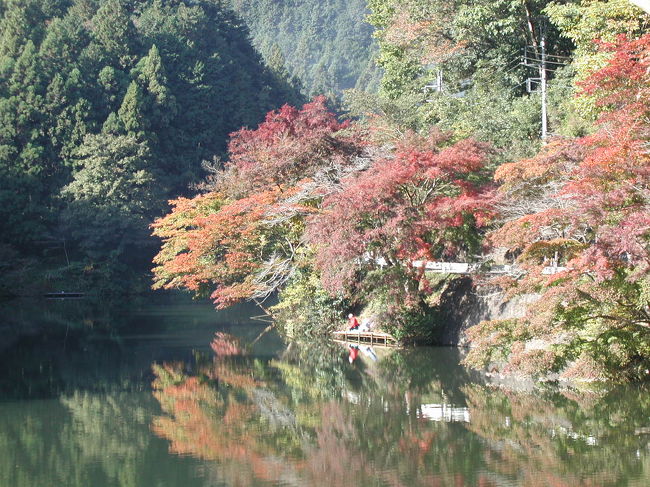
[89,0,137,69]
[363,0,572,157]
[117,80,146,136]
[132,44,177,128]
[0,0,46,58]
[38,14,89,77]
[61,133,160,261]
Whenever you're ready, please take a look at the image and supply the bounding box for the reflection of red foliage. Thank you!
[212,362,262,389]
[305,402,376,485]
[152,359,643,487]
[398,431,437,462]
[154,360,488,487]
[463,385,640,487]
[151,361,281,483]
[210,332,243,357]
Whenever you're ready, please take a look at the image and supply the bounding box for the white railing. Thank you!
[412,261,478,274]
[365,254,568,276]
[542,266,568,275]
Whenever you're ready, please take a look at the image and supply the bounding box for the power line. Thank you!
[524,46,572,60]
[522,56,568,67]
[523,49,572,61]
[503,58,525,73]
[544,53,572,60]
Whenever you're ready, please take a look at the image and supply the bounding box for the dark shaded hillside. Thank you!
[0,0,301,294]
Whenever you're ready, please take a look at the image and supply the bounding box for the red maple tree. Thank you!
[466,34,650,380]
[308,130,494,302]
[152,98,365,308]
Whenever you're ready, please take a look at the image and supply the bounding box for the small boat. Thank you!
[44,291,85,299]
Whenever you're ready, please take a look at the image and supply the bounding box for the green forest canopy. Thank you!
[0,0,300,292]
[228,0,381,98]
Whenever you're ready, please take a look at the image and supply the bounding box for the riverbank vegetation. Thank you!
[150,98,495,338]
[152,1,649,381]
[2,0,647,381]
[465,35,650,380]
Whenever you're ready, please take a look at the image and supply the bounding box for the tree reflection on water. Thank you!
[151,338,650,487]
[464,385,650,487]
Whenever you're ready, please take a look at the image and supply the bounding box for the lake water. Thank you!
[0,294,648,486]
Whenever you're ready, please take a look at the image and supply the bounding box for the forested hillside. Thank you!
[228,0,380,98]
[0,0,299,294]
[0,0,646,381]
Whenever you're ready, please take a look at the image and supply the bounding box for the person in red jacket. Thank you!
[348,313,360,330]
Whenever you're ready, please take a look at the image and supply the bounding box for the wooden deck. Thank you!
[332,330,399,347]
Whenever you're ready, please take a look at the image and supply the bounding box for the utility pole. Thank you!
[523,18,558,142]
[540,21,548,141]
[423,66,443,102]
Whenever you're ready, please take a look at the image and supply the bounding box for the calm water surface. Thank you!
[0,294,648,486]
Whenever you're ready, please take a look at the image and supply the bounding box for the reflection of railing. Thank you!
[417,403,471,423]
[44,291,85,298]
[553,426,598,446]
